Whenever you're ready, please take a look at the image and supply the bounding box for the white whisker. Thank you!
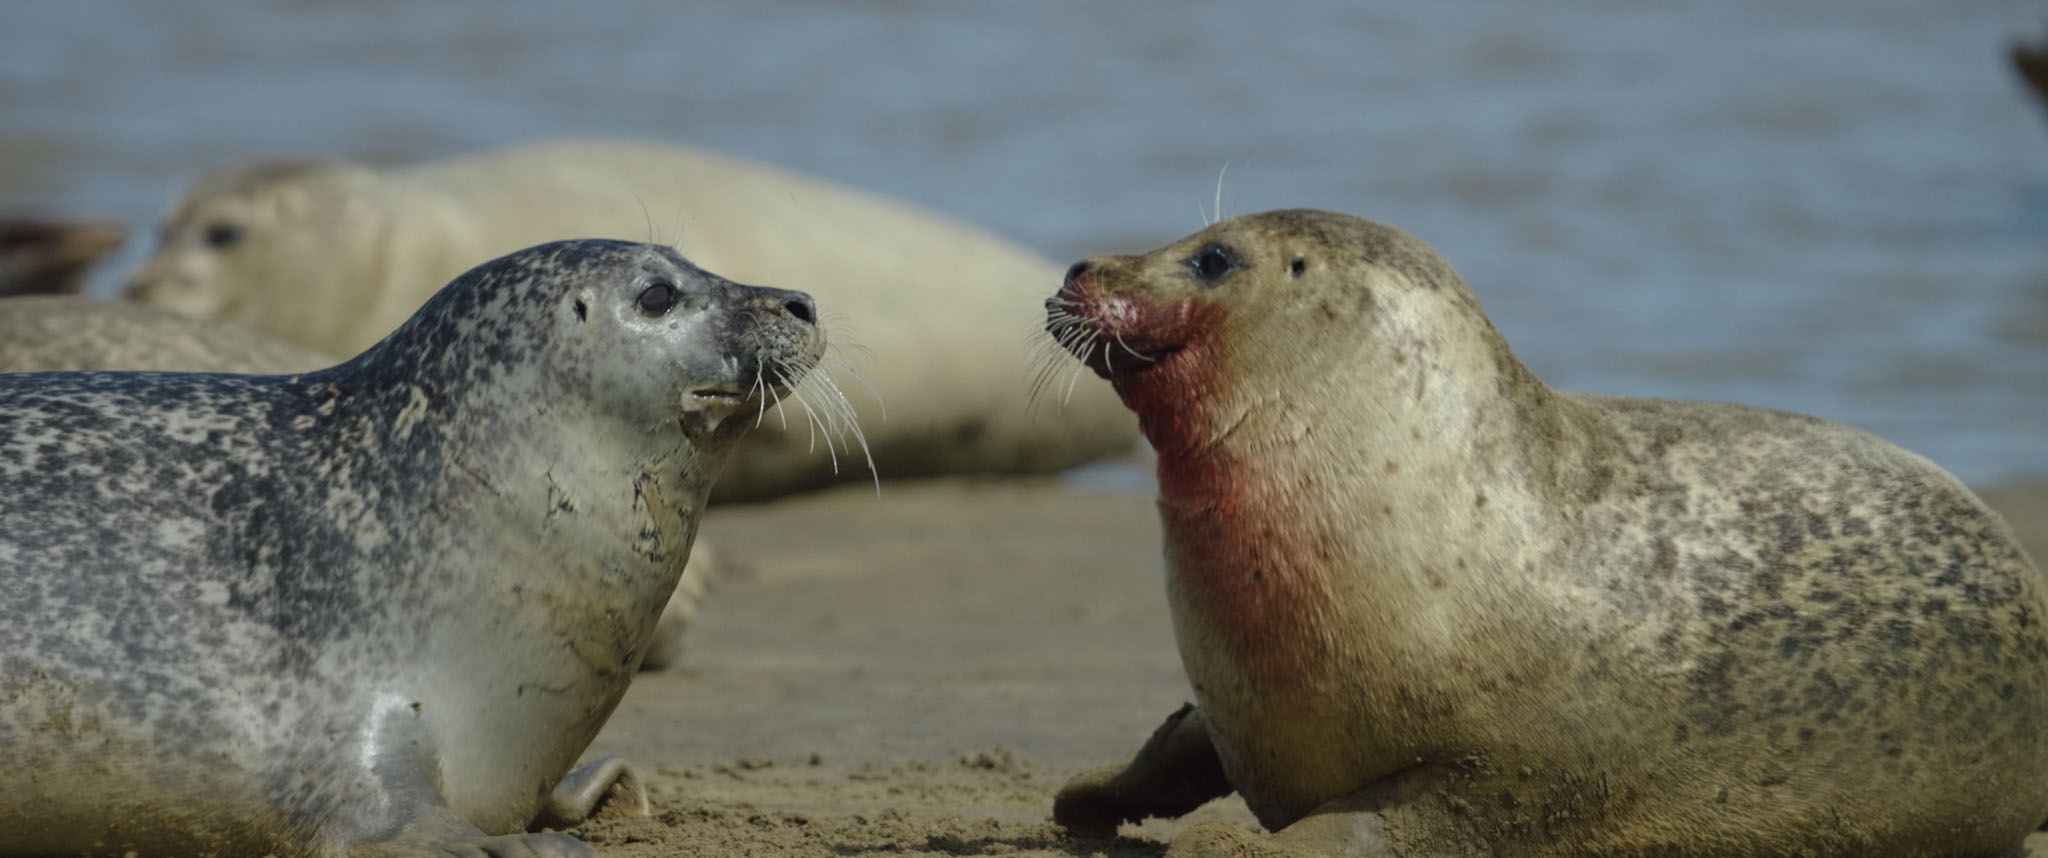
[752,368,769,427]
[783,368,834,462]
[768,348,881,496]
[819,348,885,420]
[1060,332,1098,406]
[1112,328,1158,363]
[809,370,878,494]
[764,375,792,432]
[1212,160,1231,226]
[630,191,660,245]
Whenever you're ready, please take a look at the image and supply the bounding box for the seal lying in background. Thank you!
[122,139,1136,501]
[1047,210,2048,857]
[0,295,716,673]
[0,240,823,856]
[0,295,335,373]
[0,216,125,296]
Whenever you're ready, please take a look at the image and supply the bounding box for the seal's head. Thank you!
[123,159,378,320]
[558,241,824,448]
[1041,210,1537,725]
[343,239,826,456]
[1046,209,1502,458]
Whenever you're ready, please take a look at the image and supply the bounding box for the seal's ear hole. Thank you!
[572,299,588,322]
[204,222,243,250]
[1290,258,1307,278]
[637,281,678,317]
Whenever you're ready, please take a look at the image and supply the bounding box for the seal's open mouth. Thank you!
[1046,289,1188,381]
[690,388,750,406]
[1076,341,1181,379]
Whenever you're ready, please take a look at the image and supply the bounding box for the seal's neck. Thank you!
[1153,440,1343,689]
[1128,320,1566,690]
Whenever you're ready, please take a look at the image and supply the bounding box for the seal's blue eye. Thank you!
[204,223,243,250]
[1187,242,1239,283]
[637,282,677,317]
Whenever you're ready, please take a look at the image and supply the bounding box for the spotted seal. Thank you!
[121,139,1135,501]
[0,239,822,855]
[0,295,714,672]
[1046,210,2048,857]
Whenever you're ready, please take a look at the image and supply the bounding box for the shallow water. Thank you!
[3,0,2044,485]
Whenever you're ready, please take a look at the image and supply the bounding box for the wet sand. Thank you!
[558,472,2048,856]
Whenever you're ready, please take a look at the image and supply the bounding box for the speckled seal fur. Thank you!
[0,295,715,674]
[1047,210,2048,857]
[0,240,821,856]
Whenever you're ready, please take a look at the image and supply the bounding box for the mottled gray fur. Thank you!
[0,240,818,856]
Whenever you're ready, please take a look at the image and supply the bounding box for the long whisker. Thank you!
[765,347,881,495]
[1112,328,1158,364]
[765,375,792,432]
[1061,331,1099,407]
[818,349,886,420]
[1213,159,1232,226]
[1026,324,1079,416]
[630,191,660,245]
[752,366,770,427]
[809,370,878,494]
[783,367,836,464]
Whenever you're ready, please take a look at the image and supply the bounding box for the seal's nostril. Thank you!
[784,296,816,325]
[1065,261,1090,285]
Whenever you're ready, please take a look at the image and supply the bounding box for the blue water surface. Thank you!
[3,0,2043,484]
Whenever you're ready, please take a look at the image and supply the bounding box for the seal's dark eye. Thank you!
[1290,258,1307,278]
[204,223,243,250]
[637,281,677,317]
[1187,242,1240,284]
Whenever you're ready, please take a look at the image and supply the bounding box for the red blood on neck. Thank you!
[1110,309,1337,688]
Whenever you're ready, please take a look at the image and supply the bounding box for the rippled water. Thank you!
[3,0,2044,484]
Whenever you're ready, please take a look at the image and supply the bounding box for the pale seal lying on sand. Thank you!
[123,139,1135,501]
[0,295,335,373]
[1047,210,2048,857]
[0,295,717,672]
[0,240,822,855]
[0,216,125,297]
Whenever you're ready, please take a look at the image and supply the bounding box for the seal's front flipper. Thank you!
[1055,702,1234,838]
[1165,765,1486,858]
[341,721,601,857]
[347,809,590,858]
[533,754,651,829]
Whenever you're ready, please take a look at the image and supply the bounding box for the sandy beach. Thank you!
[549,471,2048,856]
